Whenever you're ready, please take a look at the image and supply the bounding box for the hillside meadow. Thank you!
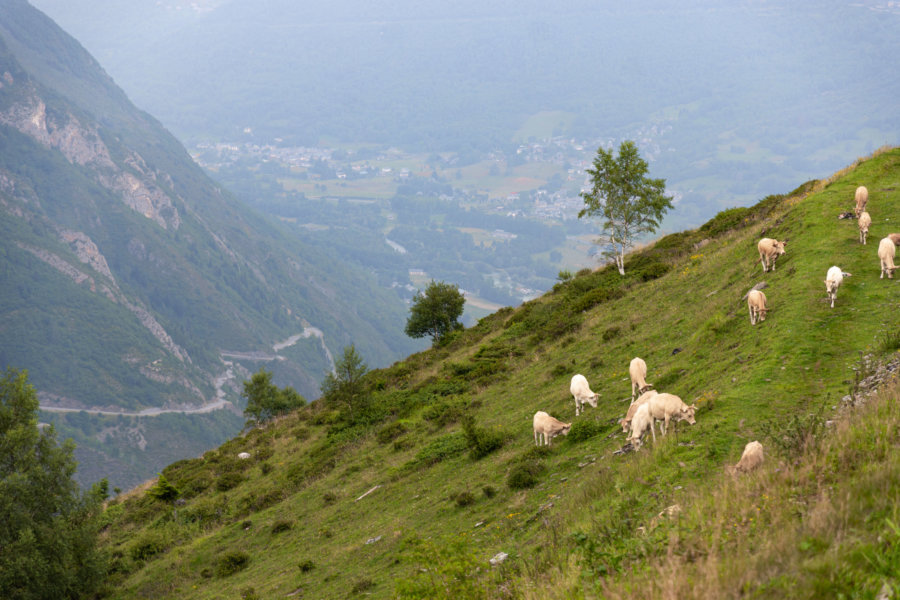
[98,148,900,598]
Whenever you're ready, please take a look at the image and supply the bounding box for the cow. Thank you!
[858,211,872,245]
[629,357,653,401]
[747,289,768,325]
[855,185,868,217]
[533,411,572,446]
[647,393,697,436]
[570,374,599,417]
[878,237,897,279]
[825,266,847,308]
[757,238,787,273]
[620,389,659,433]
[726,441,764,474]
[628,403,655,449]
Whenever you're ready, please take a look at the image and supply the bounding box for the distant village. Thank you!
[191,122,672,225]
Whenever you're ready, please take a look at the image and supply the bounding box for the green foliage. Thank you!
[298,559,316,573]
[0,368,107,600]
[579,140,673,274]
[395,537,496,599]
[507,461,544,490]
[242,368,306,425]
[216,551,250,577]
[147,472,180,502]
[408,433,468,469]
[567,419,608,443]
[405,280,466,345]
[320,345,370,416]
[758,404,827,458]
[461,414,505,460]
[271,519,293,534]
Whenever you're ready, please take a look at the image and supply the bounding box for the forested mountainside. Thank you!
[0,0,421,489]
[99,149,900,598]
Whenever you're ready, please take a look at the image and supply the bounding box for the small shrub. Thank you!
[216,551,250,577]
[557,269,574,282]
[271,520,293,534]
[880,329,900,353]
[482,485,497,499]
[410,433,468,467]
[129,532,166,562]
[376,420,408,444]
[216,471,243,492]
[507,462,544,490]
[240,587,260,600]
[758,405,827,458]
[298,559,315,573]
[200,568,213,579]
[322,490,338,505]
[462,415,505,460]
[393,437,416,451]
[352,578,375,594]
[567,419,607,443]
[454,490,476,507]
[260,462,273,475]
[549,364,569,378]
[602,326,621,341]
[699,206,751,237]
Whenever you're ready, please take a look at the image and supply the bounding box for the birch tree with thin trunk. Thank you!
[578,141,673,275]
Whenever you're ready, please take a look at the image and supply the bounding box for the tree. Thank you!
[320,345,369,414]
[405,280,466,345]
[242,368,306,425]
[578,141,674,275]
[0,368,107,599]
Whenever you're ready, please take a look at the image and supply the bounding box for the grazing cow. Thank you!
[878,237,898,279]
[727,441,764,474]
[647,393,697,436]
[628,403,655,449]
[747,289,768,325]
[629,357,653,401]
[757,238,787,273]
[237,452,251,460]
[570,374,599,417]
[620,389,659,433]
[824,266,848,307]
[533,411,572,446]
[855,185,868,217]
[858,211,872,245]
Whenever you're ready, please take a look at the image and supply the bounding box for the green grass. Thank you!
[99,148,900,598]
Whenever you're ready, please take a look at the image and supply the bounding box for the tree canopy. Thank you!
[405,280,466,345]
[242,368,306,425]
[579,140,673,275]
[0,368,107,599]
[320,345,369,415]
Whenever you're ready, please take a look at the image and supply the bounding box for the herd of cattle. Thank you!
[532,184,887,474]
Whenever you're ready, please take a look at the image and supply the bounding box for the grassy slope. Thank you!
[99,148,900,599]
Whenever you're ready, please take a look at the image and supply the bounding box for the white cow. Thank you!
[747,289,768,325]
[855,185,868,217]
[824,266,847,308]
[533,411,572,446]
[858,211,872,245]
[757,238,787,273]
[620,389,658,433]
[629,357,652,401]
[878,237,897,279]
[570,374,599,416]
[727,441,764,474]
[647,393,697,436]
[628,403,655,449]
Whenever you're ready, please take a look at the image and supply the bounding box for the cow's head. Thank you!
[585,394,599,409]
[619,417,630,433]
[679,405,697,425]
[774,240,787,255]
[559,423,572,436]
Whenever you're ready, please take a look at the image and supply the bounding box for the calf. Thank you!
[533,411,572,446]
[747,289,767,325]
[570,374,599,417]
[858,211,872,245]
[647,393,697,436]
[620,389,658,433]
[757,238,787,273]
[878,237,897,279]
[628,403,655,449]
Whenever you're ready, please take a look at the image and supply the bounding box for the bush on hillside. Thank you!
[462,415,505,460]
[216,551,250,577]
[567,419,607,443]
[507,461,544,489]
